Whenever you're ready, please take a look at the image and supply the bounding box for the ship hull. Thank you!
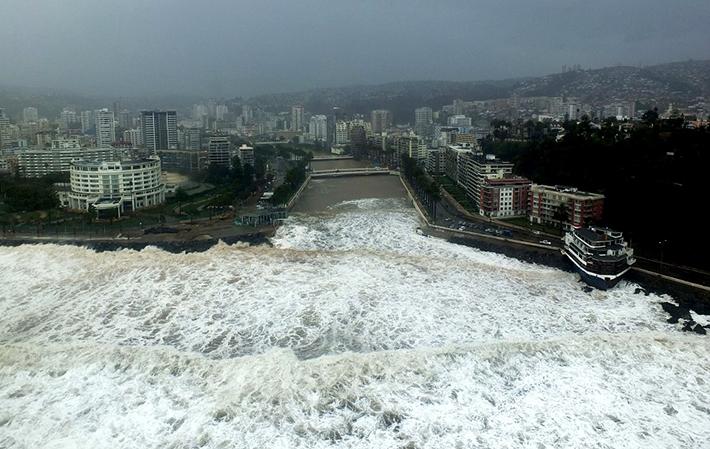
[562,248,630,290]
[573,265,623,290]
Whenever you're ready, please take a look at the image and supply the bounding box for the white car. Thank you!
[539,240,552,245]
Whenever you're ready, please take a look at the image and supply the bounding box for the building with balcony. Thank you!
[68,157,165,218]
[529,185,604,228]
[459,153,514,209]
[17,140,121,177]
[479,177,531,218]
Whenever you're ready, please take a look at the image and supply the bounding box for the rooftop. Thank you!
[534,184,605,199]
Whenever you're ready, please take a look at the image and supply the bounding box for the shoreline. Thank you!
[444,230,709,334]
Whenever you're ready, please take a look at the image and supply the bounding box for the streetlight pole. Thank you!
[658,240,667,273]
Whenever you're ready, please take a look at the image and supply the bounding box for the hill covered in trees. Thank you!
[498,117,710,270]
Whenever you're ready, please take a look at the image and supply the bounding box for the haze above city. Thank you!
[1,0,709,98]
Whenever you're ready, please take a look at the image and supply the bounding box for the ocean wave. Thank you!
[1,334,708,448]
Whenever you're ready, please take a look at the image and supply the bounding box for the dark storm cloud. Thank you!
[0,0,708,97]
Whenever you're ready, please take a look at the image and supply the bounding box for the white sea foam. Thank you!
[1,198,708,448]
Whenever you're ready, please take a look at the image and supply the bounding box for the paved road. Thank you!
[432,198,560,247]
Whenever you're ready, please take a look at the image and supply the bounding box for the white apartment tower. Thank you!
[141,110,178,153]
[291,105,304,132]
[95,109,116,147]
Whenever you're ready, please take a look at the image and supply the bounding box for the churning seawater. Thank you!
[1,195,708,448]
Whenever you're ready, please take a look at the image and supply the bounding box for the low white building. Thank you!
[68,157,165,218]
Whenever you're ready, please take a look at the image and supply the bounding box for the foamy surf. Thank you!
[1,198,708,448]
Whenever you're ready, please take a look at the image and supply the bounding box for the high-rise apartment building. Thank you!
[309,115,328,142]
[291,105,304,132]
[180,128,202,151]
[0,108,11,148]
[123,128,143,146]
[370,109,392,134]
[215,105,228,121]
[207,136,232,168]
[59,108,77,130]
[237,144,255,167]
[95,109,116,147]
[414,107,433,137]
[141,110,178,152]
[80,110,94,133]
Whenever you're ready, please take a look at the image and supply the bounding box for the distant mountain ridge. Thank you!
[246,59,710,119]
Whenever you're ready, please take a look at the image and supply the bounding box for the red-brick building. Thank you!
[529,185,604,228]
[479,176,532,218]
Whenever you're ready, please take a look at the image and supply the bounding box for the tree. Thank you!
[553,203,569,227]
[641,108,659,126]
[174,188,189,203]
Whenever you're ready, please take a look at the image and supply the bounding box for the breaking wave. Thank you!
[1,198,708,448]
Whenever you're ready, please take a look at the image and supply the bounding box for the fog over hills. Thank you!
[1,59,708,120]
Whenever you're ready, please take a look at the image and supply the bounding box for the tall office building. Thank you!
[414,107,433,137]
[291,105,304,132]
[141,110,178,152]
[370,109,392,134]
[23,107,39,123]
[95,109,116,147]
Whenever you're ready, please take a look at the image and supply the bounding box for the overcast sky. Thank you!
[0,0,708,98]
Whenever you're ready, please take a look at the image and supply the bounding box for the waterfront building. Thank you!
[95,109,116,147]
[394,135,427,161]
[479,177,531,218]
[68,157,165,217]
[426,148,445,175]
[207,136,231,167]
[529,184,604,228]
[443,144,475,184]
[291,105,304,132]
[335,121,350,144]
[460,153,514,208]
[309,115,328,143]
[141,110,178,152]
[370,109,392,134]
